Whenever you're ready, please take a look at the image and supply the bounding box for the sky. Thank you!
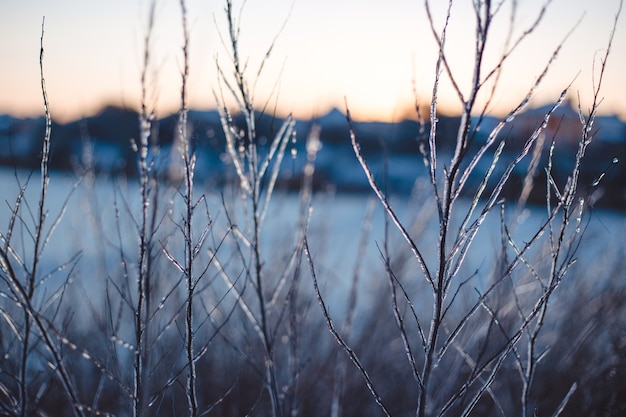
[0,0,625,123]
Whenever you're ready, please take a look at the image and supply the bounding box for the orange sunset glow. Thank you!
[1,0,625,123]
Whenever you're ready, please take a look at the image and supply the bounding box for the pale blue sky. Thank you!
[1,0,624,122]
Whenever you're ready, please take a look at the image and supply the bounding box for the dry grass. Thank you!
[0,1,624,416]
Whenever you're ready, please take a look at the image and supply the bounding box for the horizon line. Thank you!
[3,98,626,125]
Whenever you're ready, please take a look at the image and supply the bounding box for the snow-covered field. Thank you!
[2,166,624,306]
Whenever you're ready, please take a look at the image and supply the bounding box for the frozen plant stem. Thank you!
[18,16,52,416]
[134,3,156,416]
[304,235,392,417]
[177,1,199,415]
[1,18,86,417]
[520,3,622,415]
[215,2,298,415]
[338,0,621,416]
[19,17,52,417]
